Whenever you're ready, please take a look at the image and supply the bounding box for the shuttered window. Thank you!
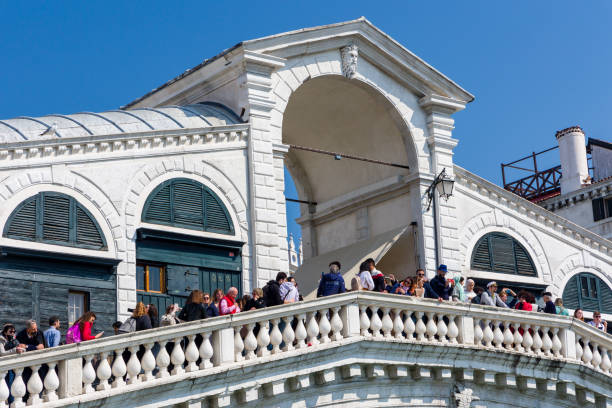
[470,232,536,276]
[563,273,612,314]
[142,178,234,235]
[3,192,106,250]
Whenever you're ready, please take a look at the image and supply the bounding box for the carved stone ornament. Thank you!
[455,387,479,408]
[340,44,358,79]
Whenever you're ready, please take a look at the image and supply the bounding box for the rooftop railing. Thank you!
[0,292,610,407]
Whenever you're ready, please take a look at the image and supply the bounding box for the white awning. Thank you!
[298,226,409,299]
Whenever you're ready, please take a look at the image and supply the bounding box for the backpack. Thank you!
[118,317,136,334]
[66,323,82,344]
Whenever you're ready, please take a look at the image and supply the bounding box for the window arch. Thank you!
[142,178,234,235]
[3,192,107,250]
[563,273,612,314]
[470,232,536,276]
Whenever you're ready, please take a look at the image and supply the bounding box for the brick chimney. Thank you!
[555,126,591,194]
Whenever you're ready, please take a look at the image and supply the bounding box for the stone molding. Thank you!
[552,251,612,297]
[539,178,612,212]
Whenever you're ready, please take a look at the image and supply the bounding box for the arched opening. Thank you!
[282,75,418,296]
[563,272,612,315]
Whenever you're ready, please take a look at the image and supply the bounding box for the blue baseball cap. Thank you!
[437,264,448,273]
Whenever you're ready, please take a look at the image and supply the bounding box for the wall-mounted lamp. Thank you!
[425,168,454,211]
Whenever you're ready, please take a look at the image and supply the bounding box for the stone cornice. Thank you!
[454,165,612,256]
[555,125,584,139]
[0,124,249,164]
[539,178,612,211]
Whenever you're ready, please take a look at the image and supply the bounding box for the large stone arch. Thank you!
[553,252,611,298]
[0,168,122,258]
[458,210,551,283]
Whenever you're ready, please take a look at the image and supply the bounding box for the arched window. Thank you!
[142,178,234,235]
[563,273,612,314]
[3,192,107,250]
[470,232,536,276]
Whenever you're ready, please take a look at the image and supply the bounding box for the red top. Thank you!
[515,301,533,312]
[80,321,96,341]
[219,295,240,315]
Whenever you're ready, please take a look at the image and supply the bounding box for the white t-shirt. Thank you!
[359,270,375,290]
[465,290,476,302]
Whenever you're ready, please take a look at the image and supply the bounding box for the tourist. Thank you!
[464,279,476,302]
[589,311,607,332]
[451,277,466,302]
[358,261,374,291]
[480,282,508,308]
[75,312,104,341]
[541,292,556,314]
[414,277,425,298]
[471,286,485,304]
[350,275,363,291]
[317,261,346,297]
[514,291,533,311]
[112,321,122,335]
[574,308,584,321]
[554,298,569,316]
[43,316,61,348]
[179,290,207,322]
[245,288,266,310]
[263,272,287,307]
[499,288,517,308]
[208,289,223,317]
[393,278,412,295]
[0,324,24,356]
[160,304,181,326]
[131,302,153,331]
[219,287,240,315]
[147,304,159,328]
[416,269,427,282]
[281,276,300,303]
[16,320,46,351]
[429,265,452,301]
[388,274,398,286]
[367,258,386,292]
[238,294,251,311]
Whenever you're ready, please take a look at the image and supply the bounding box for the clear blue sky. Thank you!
[1,1,611,243]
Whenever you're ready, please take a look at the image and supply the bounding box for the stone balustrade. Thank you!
[0,292,609,407]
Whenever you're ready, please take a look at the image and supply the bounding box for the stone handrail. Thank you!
[0,292,609,407]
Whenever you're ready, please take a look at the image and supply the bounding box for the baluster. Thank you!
[318,311,331,344]
[244,324,258,358]
[96,352,112,390]
[43,362,59,402]
[359,306,370,337]
[436,313,448,343]
[155,342,170,379]
[392,309,404,339]
[482,319,494,348]
[522,324,533,354]
[600,347,611,374]
[170,340,185,375]
[270,319,283,352]
[199,332,214,369]
[591,343,602,370]
[425,312,437,342]
[541,328,553,356]
[513,323,524,352]
[10,367,26,408]
[492,320,504,349]
[551,328,562,357]
[283,316,296,350]
[257,320,271,356]
[82,355,96,393]
[381,308,393,338]
[403,311,415,341]
[184,336,199,372]
[234,327,245,362]
[126,346,141,384]
[306,313,320,346]
[531,325,543,355]
[0,371,9,408]
[575,336,583,362]
[330,307,344,341]
[295,315,307,349]
[415,311,427,341]
[112,348,128,386]
[141,344,157,381]
[473,319,483,346]
[26,365,43,406]
[369,306,383,338]
[582,339,593,366]
[502,322,514,350]
[447,315,459,344]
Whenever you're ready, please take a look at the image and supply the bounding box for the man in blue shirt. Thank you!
[427,264,453,301]
[43,316,61,348]
[317,261,346,297]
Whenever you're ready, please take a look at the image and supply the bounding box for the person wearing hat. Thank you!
[480,281,509,308]
[428,264,453,301]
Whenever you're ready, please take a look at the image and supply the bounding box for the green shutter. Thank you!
[593,198,605,222]
[514,242,537,276]
[601,278,612,314]
[470,232,536,276]
[142,178,233,235]
[564,273,612,314]
[471,236,492,270]
[562,275,580,310]
[490,234,516,274]
[3,192,106,250]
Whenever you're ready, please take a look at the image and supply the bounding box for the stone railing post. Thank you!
[341,303,361,338]
[58,357,83,398]
[457,315,474,345]
[561,327,577,360]
[212,328,234,367]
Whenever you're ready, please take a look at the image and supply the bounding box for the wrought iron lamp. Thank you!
[426,168,454,211]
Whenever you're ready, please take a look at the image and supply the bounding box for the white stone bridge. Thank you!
[1,292,611,408]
